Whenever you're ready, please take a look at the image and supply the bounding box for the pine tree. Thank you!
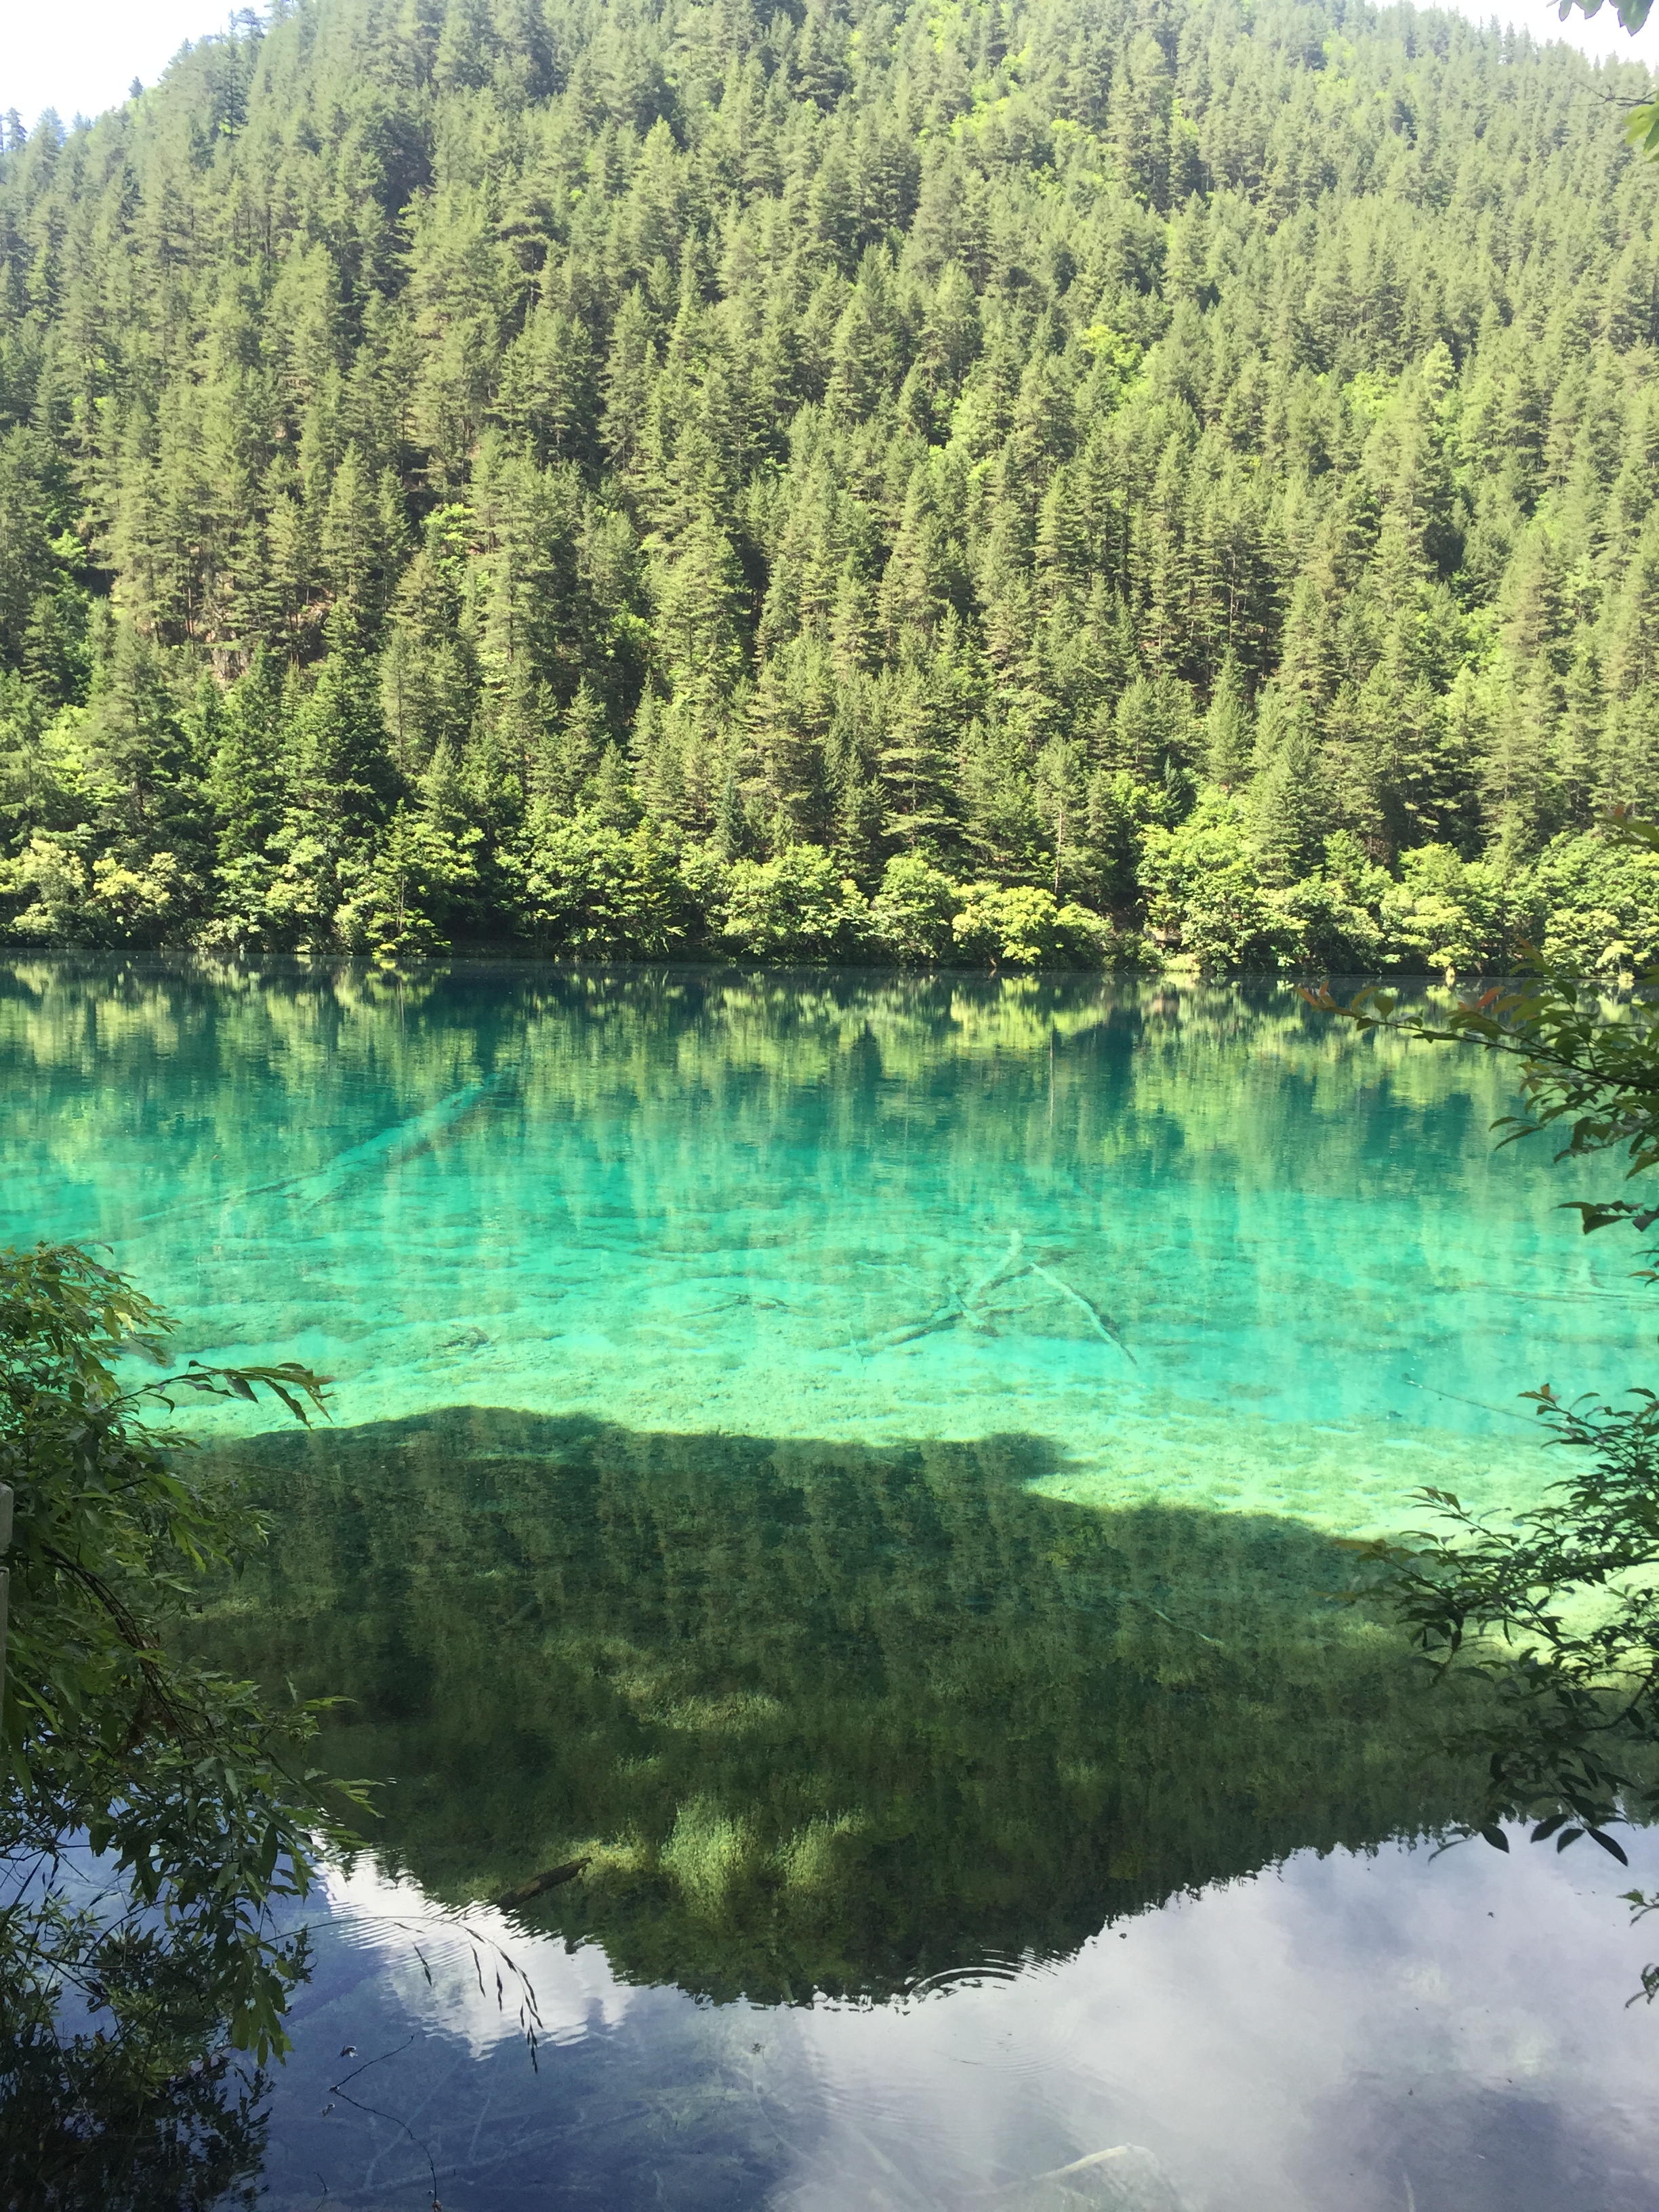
[1248,689,1324,886]
[210,651,285,864]
[878,655,955,853]
[1202,653,1254,790]
[0,0,1652,964]
[288,608,397,842]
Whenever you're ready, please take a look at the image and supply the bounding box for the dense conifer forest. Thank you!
[1,0,1658,968]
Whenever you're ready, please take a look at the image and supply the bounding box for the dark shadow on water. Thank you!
[190,1410,1492,2008]
[0,2035,269,2212]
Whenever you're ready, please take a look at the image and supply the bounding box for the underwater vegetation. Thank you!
[189,1408,1499,2005]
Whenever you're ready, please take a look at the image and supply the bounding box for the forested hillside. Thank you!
[2,0,1658,969]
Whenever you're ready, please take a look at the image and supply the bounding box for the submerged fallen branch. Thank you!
[885,1292,976,1347]
[1027,1263,1138,1367]
[967,1230,1031,1307]
[494,1856,590,1909]
[1118,1592,1223,1647]
[972,2141,1189,2207]
[297,1070,517,1211]
[110,1068,520,1248]
[872,1233,1138,1366]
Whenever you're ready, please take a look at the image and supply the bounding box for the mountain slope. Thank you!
[1,0,1656,966]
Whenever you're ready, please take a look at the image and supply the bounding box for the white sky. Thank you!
[0,0,1653,132]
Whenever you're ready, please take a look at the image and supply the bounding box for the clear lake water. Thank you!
[5,955,1659,2211]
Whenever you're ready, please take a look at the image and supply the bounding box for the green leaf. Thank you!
[0,1239,363,2085]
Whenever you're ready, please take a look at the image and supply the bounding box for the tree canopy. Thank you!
[0,0,1656,966]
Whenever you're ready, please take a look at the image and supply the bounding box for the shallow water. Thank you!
[5,956,1659,2209]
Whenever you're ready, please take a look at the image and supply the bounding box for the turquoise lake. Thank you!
[5,956,1659,2210]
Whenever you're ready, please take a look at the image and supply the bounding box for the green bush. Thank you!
[1266,874,1385,971]
[1139,796,1284,971]
[866,853,959,966]
[1532,830,1659,975]
[716,844,868,962]
[510,809,691,958]
[1379,845,1526,976]
[950,882,1111,970]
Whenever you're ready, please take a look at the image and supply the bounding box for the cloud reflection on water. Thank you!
[260,1828,1659,2212]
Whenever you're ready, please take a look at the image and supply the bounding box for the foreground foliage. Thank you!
[1343,1390,1659,1870]
[1,2028,270,2212]
[1313,813,1659,1980]
[0,0,1656,964]
[0,1243,365,2133]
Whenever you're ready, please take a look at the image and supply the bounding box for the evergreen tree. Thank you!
[1202,654,1254,790]
[0,0,1654,968]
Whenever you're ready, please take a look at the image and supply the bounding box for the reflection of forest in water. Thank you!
[9,955,1620,1524]
[192,1410,1493,2003]
[1,958,1523,1214]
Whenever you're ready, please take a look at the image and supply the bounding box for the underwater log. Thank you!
[494,1856,590,1908]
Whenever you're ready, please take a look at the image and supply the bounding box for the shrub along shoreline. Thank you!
[12,808,1658,975]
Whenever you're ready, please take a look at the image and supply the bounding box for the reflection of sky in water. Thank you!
[266,1832,1659,2212]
